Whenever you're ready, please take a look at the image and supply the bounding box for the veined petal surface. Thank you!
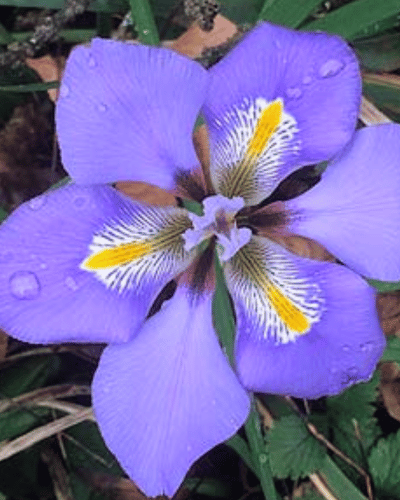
[227,238,384,399]
[286,125,400,281]
[92,286,250,497]
[0,184,193,344]
[56,38,209,188]
[202,22,360,205]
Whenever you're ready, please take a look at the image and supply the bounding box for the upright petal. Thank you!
[225,237,384,398]
[56,39,209,188]
[286,124,400,281]
[203,22,360,205]
[92,286,250,497]
[0,185,193,344]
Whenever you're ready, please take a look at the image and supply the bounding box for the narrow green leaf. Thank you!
[354,32,400,72]
[12,29,97,43]
[0,81,59,93]
[268,415,326,480]
[318,456,367,500]
[222,0,264,24]
[0,407,50,441]
[363,72,400,122]
[226,434,257,475]
[302,0,400,40]
[213,254,235,364]
[258,0,323,27]
[368,277,400,292]
[245,408,280,500]
[129,0,159,44]
[0,0,128,12]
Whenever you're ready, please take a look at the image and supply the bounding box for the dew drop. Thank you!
[143,29,149,35]
[302,75,312,85]
[28,195,46,210]
[88,56,96,68]
[360,341,375,352]
[318,59,345,78]
[285,86,302,99]
[98,103,107,112]
[74,196,86,208]
[65,276,79,291]
[40,262,48,270]
[211,399,217,406]
[0,251,13,263]
[59,84,70,98]
[342,344,350,352]
[10,271,40,300]
[186,444,192,452]
[259,454,267,464]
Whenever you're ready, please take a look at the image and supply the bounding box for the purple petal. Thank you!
[287,124,400,281]
[92,286,250,497]
[0,184,193,344]
[56,39,209,188]
[203,22,360,204]
[229,239,384,399]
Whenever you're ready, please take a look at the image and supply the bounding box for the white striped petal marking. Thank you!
[210,98,300,206]
[225,236,323,344]
[81,205,193,293]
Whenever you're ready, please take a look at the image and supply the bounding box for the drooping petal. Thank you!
[0,184,193,344]
[56,38,209,188]
[225,237,384,399]
[92,285,250,497]
[286,124,400,281]
[202,22,360,205]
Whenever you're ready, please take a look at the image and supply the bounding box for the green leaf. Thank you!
[226,434,257,475]
[258,0,323,27]
[222,0,264,24]
[318,456,367,500]
[0,0,128,12]
[0,80,59,93]
[368,430,400,498]
[363,72,400,122]
[129,0,160,44]
[354,32,400,72]
[381,335,400,363]
[0,406,50,441]
[0,354,61,397]
[368,277,400,292]
[302,0,400,40]
[184,478,234,498]
[268,415,326,480]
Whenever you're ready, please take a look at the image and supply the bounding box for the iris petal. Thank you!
[56,38,209,189]
[203,22,360,205]
[92,286,250,497]
[286,124,400,281]
[230,239,384,398]
[0,184,193,344]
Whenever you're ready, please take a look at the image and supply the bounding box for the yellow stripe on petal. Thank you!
[247,99,283,158]
[265,283,309,334]
[82,241,153,270]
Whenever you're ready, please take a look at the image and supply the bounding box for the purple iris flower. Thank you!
[0,21,399,497]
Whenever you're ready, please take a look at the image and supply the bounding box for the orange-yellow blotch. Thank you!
[82,241,152,270]
[247,100,283,158]
[266,283,310,334]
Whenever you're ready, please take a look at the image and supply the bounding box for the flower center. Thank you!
[183,195,252,261]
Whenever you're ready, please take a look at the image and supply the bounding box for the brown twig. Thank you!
[0,0,93,68]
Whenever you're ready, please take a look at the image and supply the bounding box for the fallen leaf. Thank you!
[26,55,64,102]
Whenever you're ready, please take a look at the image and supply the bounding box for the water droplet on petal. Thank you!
[211,399,216,406]
[341,366,358,386]
[285,86,302,99]
[360,341,375,352]
[74,196,86,208]
[302,75,312,85]
[0,251,13,263]
[186,444,192,452]
[342,344,350,352]
[98,103,107,112]
[28,195,46,210]
[273,39,282,50]
[318,59,345,78]
[10,271,40,300]
[65,276,79,291]
[60,84,70,98]
[40,262,48,270]
[88,56,96,68]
